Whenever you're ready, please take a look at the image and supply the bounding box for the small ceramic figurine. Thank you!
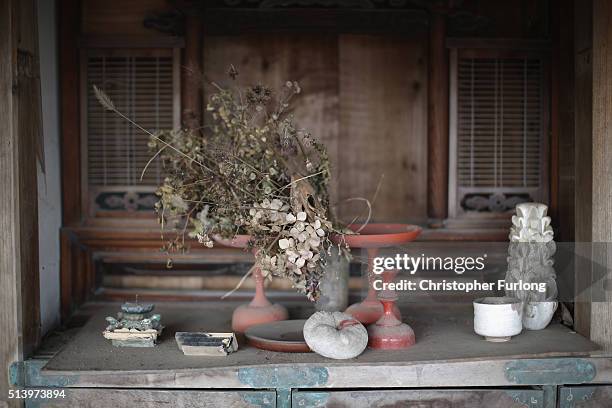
[506,202,558,330]
[103,301,163,347]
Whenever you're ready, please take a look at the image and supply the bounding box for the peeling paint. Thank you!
[241,391,276,408]
[238,366,329,388]
[24,359,77,388]
[276,388,291,408]
[558,386,597,408]
[504,390,544,407]
[292,391,330,407]
[505,358,596,385]
[9,362,24,387]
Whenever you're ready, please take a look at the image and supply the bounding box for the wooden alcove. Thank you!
[3,0,612,407]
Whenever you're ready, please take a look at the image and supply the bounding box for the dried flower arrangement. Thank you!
[94,70,346,301]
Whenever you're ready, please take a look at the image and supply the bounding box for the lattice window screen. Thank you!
[450,51,547,216]
[86,54,175,186]
[458,57,542,188]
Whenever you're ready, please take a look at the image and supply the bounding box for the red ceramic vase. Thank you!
[213,235,289,333]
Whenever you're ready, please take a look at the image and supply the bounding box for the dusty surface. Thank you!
[44,301,599,372]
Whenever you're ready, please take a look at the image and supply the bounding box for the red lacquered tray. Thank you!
[331,223,422,248]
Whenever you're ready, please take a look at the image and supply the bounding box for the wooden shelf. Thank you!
[31,301,607,390]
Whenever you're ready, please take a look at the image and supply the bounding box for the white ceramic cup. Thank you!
[473,297,523,342]
[523,300,558,330]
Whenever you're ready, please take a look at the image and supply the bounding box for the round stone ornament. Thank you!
[303,311,368,359]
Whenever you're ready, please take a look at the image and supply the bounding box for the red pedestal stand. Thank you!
[367,291,416,350]
[344,249,401,324]
[332,224,421,325]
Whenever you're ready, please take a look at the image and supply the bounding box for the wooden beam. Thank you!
[181,14,202,130]
[200,9,429,34]
[427,11,449,223]
[0,0,42,403]
[590,0,612,351]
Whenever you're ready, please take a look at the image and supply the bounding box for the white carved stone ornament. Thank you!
[509,202,554,243]
[506,202,558,330]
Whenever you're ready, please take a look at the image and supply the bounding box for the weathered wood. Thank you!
[32,389,275,408]
[81,0,172,36]
[553,0,575,242]
[77,35,184,49]
[40,302,599,390]
[200,8,429,34]
[427,11,449,223]
[590,0,612,351]
[338,34,427,223]
[203,33,340,215]
[0,3,19,405]
[293,389,545,408]
[13,0,42,359]
[559,385,612,408]
[59,0,82,226]
[181,15,202,129]
[22,355,612,390]
[573,0,593,339]
[0,0,42,404]
[60,229,74,320]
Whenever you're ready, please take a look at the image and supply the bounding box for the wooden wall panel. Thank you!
[203,34,428,224]
[81,0,171,36]
[590,0,612,351]
[338,34,428,223]
[203,34,340,213]
[0,0,41,402]
[554,0,576,242]
[574,0,593,338]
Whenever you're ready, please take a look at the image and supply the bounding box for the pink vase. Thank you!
[231,264,289,333]
[213,235,289,333]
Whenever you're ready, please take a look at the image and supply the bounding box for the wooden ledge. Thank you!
[35,302,603,389]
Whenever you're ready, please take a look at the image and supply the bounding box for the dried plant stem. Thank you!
[141,144,168,181]
[274,170,326,193]
[220,265,254,299]
[94,85,209,172]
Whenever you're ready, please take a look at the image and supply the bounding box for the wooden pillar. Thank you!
[59,0,81,226]
[574,0,593,339]
[181,14,202,130]
[589,0,612,350]
[427,10,449,224]
[0,0,42,401]
[552,0,576,242]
